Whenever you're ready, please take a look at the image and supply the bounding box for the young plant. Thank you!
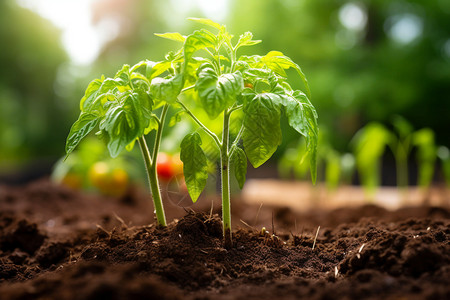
[65,57,184,227]
[389,115,414,190]
[437,146,450,187]
[353,117,439,200]
[412,128,436,191]
[157,18,318,247]
[388,117,438,194]
[351,122,391,198]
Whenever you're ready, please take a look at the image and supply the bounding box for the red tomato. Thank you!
[156,152,184,181]
[156,153,173,181]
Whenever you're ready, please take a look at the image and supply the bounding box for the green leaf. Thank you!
[243,94,282,168]
[154,32,186,43]
[238,55,263,68]
[237,87,256,106]
[244,68,272,82]
[183,57,208,86]
[130,72,151,90]
[114,64,131,86]
[184,29,217,63]
[134,89,153,121]
[146,60,172,80]
[80,77,104,112]
[195,67,244,119]
[65,112,100,158]
[85,92,116,115]
[150,74,183,104]
[180,132,208,202]
[235,32,261,49]
[234,60,250,73]
[144,116,159,135]
[392,115,413,140]
[100,92,145,157]
[187,18,223,30]
[125,139,136,152]
[325,151,341,190]
[168,110,184,127]
[352,123,391,194]
[80,65,134,114]
[412,128,436,188]
[231,147,247,189]
[130,60,147,73]
[262,51,311,98]
[283,91,319,183]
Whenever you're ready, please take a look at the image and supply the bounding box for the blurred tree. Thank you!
[0,0,68,164]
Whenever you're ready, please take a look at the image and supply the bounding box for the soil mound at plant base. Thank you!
[0,181,449,299]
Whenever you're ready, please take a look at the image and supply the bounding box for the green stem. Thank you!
[230,47,237,72]
[396,146,408,190]
[176,99,222,148]
[137,136,167,227]
[229,125,244,157]
[152,104,170,162]
[205,48,221,74]
[181,85,195,93]
[228,104,243,114]
[221,109,232,248]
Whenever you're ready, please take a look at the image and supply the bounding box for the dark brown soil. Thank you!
[0,179,449,299]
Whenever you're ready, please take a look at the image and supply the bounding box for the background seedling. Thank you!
[279,130,355,192]
[351,122,391,198]
[437,146,450,188]
[352,117,442,201]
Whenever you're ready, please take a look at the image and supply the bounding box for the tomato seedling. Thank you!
[157,18,318,247]
[65,58,185,227]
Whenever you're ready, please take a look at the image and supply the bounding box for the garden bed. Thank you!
[1,179,449,299]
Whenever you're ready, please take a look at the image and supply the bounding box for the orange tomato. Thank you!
[170,153,184,177]
[88,162,128,196]
[61,173,82,190]
[244,82,254,89]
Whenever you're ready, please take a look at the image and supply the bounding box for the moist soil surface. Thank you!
[0,179,449,299]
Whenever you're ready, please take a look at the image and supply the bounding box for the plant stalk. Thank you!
[395,145,409,202]
[221,110,232,248]
[176,99,221,148]
[396,151,408,188]
[137,136,167,227]
[152,104,170,162]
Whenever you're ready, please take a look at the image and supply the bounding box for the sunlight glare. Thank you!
[339,2,367,32]
[386,14,423,45]
[17,0,101,65]
[166,0,229,27]
[196,0,228,22]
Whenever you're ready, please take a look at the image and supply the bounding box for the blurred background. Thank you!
[1,0,449,192]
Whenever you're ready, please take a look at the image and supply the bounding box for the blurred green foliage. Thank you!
[0,0,67,163]
[1,0,449,184]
